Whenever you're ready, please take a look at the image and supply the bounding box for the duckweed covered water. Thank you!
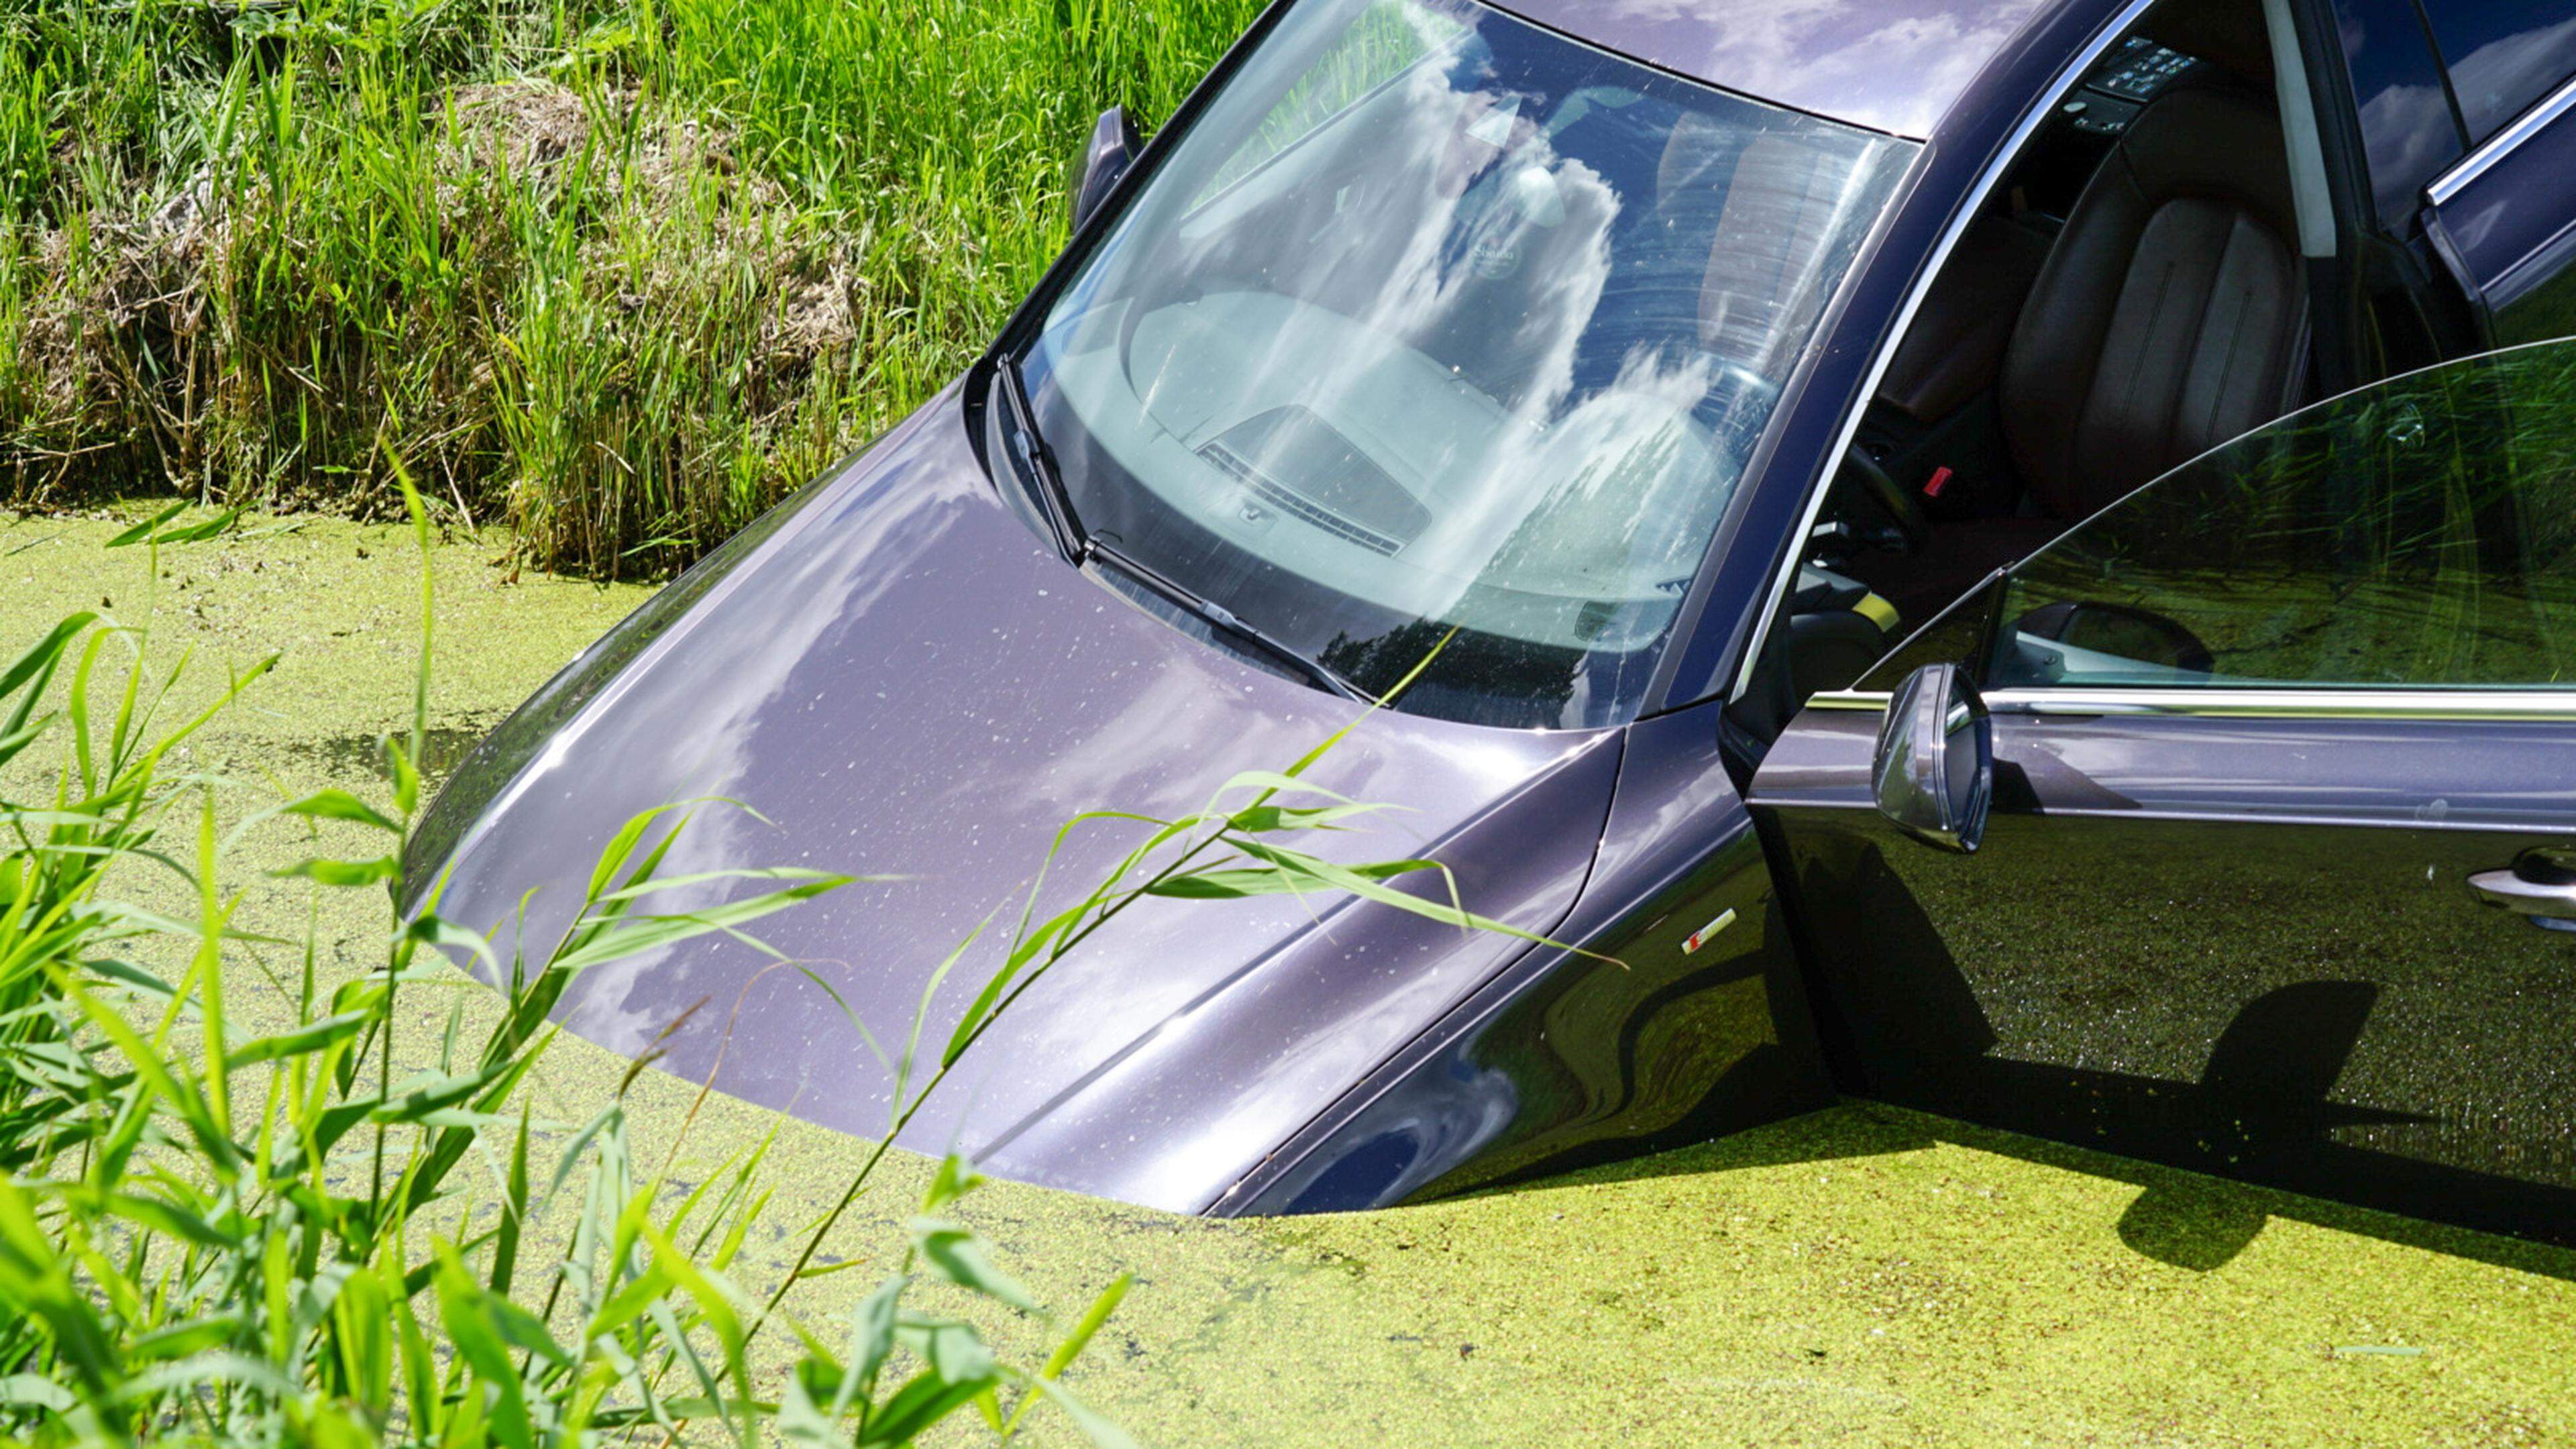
[4,506,2571,1448]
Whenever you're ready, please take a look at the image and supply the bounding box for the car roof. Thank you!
[1487,0,2068,139]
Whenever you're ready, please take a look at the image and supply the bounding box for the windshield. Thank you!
[1020,0,1915,728]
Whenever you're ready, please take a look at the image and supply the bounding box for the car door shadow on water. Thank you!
[1535,1080,2576,1285]
[1756,843,2576,1281]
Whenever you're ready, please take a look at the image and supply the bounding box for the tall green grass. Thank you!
[0,0,1258,577]
[0,493,1533,1443]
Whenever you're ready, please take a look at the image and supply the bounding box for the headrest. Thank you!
[2140,0,2274,83]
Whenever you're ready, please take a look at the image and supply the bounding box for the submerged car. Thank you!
[410,0,2576,1241]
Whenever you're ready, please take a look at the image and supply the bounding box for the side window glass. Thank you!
[2425,0,2576,143]
[1990,342,2576,691]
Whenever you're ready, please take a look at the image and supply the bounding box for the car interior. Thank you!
[1732,0,2334,745]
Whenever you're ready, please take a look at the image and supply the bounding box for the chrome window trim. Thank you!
[1754,794,2576,835]
[1808,687,2576,721]
[2428,67,2576,208]
[1727,0,2163,706]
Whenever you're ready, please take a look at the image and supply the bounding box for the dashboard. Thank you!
[2057,38,2198,140]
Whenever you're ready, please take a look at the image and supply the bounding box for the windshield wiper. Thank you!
[991,356,1086,562]
[1085,538,1370,705]
[993,357,1368,704]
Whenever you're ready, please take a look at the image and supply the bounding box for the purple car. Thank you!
[412,0,2576,1243]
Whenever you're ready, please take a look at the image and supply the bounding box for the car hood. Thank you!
[416,384,1621,1211]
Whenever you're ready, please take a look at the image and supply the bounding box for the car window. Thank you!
[2424,0,2576,143]
[2330,0,2467,229]
[1988,341,2576,691]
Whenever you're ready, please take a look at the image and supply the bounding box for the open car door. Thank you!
[1750,340,2576,1250]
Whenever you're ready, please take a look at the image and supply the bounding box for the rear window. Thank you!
[2426,0,2576,142]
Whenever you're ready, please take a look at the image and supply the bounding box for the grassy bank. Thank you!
[0,0,1256,577]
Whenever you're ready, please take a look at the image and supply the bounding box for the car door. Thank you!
[1749,340,2576,1247]
[2420,4,2576,347]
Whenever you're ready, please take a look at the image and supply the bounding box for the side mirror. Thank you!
[1873,663,1992,855]
[2007,599,2215,682]
[1069,107,1144,235]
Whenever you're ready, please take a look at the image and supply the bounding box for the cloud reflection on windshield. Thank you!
[1494,0,2049,138]
[1031,0,1913,725]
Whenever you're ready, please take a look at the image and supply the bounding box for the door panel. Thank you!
[1748,285,2576,1246]
[2428,83,2576,346]
[1754,705,2576,1242]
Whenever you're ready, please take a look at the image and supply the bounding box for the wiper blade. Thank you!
[992,356,1085,561]
[1086,539,1371,705]
[991,358,1368,705]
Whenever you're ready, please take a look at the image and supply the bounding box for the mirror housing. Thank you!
[1873,663,1993,854]
[1069,107,1143,235]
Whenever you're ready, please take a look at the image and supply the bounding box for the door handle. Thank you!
[2468,867,2576,921]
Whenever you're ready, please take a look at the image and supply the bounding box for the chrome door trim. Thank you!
[2428,69,2576,208]
[1726,0,2165,706]
[1809,687,2576,722]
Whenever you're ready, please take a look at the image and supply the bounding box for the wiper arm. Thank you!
[992,356,1086,562]
[1086,539,1371,705]
[991,358,1368,705]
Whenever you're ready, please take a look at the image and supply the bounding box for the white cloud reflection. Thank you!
[1497,0,2050,138]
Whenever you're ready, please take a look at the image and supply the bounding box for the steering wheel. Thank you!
[1833,444,1931,555]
